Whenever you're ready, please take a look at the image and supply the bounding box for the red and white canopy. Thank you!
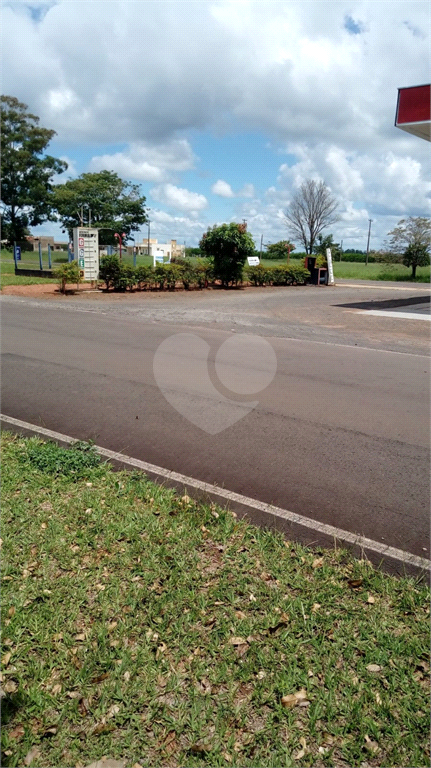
[395,84,430,141]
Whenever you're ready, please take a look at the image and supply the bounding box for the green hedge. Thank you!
[98,256,310,292]
[245,264,310,286]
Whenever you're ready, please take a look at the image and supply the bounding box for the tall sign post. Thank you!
[73,227,99,283]
[13,243,21,266]
[38,242,43,270]
[326,248,335,286]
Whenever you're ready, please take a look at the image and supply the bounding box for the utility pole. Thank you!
[260,234,263,260]
[88,208,91,228]
[366,220,372,266]
[340,239,343,262]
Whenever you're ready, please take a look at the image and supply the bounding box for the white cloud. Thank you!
[211,180,255,198]
[89,139,196,182]
[150,183,208,212]
[211,179,235,197]
[2,0,430,247]
[238,183,255,198]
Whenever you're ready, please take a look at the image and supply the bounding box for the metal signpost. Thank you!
[73,227,99,282]
[38,242,43,270]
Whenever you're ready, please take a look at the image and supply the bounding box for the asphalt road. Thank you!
[1,291,430,563]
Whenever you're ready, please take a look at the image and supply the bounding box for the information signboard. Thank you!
[247,256,260,266]
[72,227,99,281]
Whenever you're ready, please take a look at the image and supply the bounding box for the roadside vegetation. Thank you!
[2,432,430,768]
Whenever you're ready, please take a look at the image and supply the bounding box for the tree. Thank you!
[264,240,296,260]
[1,95,67,245]
[284,179,339,255]
[386,217,431,278]
[52,170,148,245]
[199,222,255,286]
[312,233,341,260]
[402,243,430,278]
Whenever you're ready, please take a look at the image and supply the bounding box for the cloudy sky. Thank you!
[3,0,430,249]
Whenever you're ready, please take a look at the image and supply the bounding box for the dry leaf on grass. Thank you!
[364,734,379,753]
[4,680,18,693]
[230,636,247,646]
[366,664,382,673]
[8,725,25,740]
[2,652,12,666]
[367,595,375,604]
[281,689,310,708]
[347,578,363,589]
[24,746,40,766]
[295,737,307,759]
[84,760,126,768]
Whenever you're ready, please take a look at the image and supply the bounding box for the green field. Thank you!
[2,432,430,768]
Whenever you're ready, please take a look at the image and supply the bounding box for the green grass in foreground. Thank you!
[1,433,429,768]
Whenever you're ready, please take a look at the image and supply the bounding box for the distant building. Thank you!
[125,239,185,260]
[26,236,68,251]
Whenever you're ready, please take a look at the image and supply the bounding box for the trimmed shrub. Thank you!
[99,254,122,289]
[54,260,82,294]
[245,265,271,286]
[113,264,136,292]
[245,264,310,287]
[195,258,214,288]
[135,265,154,290]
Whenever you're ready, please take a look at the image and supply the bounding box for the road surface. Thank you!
[1,287,429,569]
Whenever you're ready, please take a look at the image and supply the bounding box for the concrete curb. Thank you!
[2,413,430,580]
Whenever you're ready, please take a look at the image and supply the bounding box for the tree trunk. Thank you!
[412,263,417,278]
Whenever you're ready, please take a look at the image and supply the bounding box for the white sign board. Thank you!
[247,256,260,266]
[153,249,165,266]
[73,227,99,281]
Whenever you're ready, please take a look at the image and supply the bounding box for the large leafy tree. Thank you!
[52,171,148,245]
[264,240,296,259]
[284,179,339,255]
[1,95,67,245]
[199,222,255,286]
[386,217,431,278]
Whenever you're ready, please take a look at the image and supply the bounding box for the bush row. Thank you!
[99,255,214,291]
[245,264,310,286]
[98,255,311,292]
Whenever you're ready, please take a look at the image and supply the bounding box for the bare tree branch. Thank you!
[284,180,339,254]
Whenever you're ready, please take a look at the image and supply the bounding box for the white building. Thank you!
[127,239,185,260]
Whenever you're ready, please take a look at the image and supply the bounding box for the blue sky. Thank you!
[3,0,430,249]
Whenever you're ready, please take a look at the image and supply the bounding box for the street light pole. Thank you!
[366,219,372,266]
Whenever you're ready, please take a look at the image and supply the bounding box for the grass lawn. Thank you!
[1,432,430,768]
[332,261,430,283]
[1,250,58,289]
[259,258,430,283]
